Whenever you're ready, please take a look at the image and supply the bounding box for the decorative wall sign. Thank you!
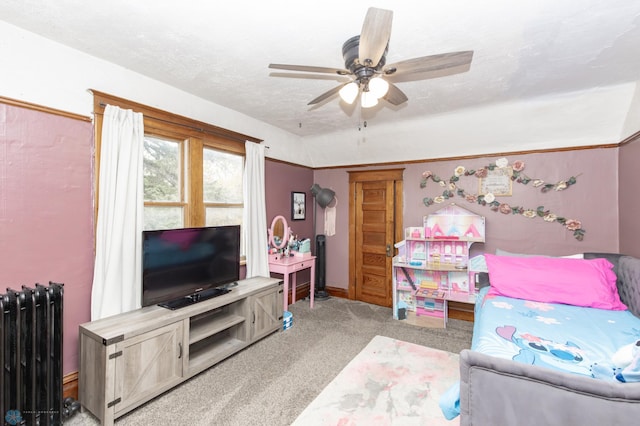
[291,191,306,221]
[420,158,585,240]
[479,166,512,196]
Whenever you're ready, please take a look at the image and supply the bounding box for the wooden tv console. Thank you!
[78,276,283,425]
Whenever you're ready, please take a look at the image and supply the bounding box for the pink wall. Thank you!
[310,169,351,289]
[265,159,314,243]
[314,148,620,290]
[1,100,628,375]
[265,159,314,286]
[619,138,640,257]
[0,103,94,375]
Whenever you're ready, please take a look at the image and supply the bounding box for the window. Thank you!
[141,139,245,230]
[141,138,245,233]
[203,147,245,255]
[92,90,261,260]
[143,135,185,230]
[203,146,244,227]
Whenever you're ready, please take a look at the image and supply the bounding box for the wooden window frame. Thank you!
[142,135,189,227]
[202,145,245,227]
[91,89,261,231]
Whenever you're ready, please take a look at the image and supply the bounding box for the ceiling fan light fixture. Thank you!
[361,90,378,108]
[368,77,389,99]
[339,82,359,104]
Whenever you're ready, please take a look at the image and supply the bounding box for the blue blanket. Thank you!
[439,288,640,419]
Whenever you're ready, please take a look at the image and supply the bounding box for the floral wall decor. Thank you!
[420,157,585,241]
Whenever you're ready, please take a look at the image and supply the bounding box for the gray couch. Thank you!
[459,253,640,425]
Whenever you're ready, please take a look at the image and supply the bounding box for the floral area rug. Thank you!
[291,335,460,426]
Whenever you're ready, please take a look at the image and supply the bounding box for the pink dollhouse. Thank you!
[392,203,485,327]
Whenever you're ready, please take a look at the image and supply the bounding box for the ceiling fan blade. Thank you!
[308,83,349,105]
[383,51,474,77]
[269,63,351,75]
[383,82,408,106]
[269,72,351,83]
[358,7,393,68]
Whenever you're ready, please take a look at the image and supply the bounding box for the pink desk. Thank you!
[268,255,316,311]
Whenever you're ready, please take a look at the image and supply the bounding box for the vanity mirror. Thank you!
[268,215,290,250]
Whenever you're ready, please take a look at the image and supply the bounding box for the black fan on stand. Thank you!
[311,184,335,300]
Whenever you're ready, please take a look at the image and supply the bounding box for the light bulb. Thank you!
[338,82,359,104]
[361,91,378,108]
[369,77,389,99]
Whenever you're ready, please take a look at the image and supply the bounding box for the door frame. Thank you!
[347,169,404,300]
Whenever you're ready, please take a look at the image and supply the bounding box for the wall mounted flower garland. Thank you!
[420,158,585,241]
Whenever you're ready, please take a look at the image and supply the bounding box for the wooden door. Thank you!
[349,169,403,307]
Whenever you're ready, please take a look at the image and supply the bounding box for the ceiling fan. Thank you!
[269,7,473,109]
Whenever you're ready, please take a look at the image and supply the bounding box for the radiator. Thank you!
[1,282,65,426]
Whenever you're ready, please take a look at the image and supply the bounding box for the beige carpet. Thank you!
[67,297,472,425]
[292,335,459,426]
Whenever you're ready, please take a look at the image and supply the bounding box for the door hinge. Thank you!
[107,397,121,408]
[108,350,123,360]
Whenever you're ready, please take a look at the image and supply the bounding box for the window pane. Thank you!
[144,136,180,202]
[206,207,244,255]
[144,206,183,230]
[203,148,243,203]
[205,207,243,227]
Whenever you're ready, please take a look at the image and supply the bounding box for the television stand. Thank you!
[159,287,232,310]
[79,277,283,425]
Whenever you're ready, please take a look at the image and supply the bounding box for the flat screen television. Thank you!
[142,225,240,309]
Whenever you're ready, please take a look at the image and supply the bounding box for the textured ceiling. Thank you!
[1,0,640,139]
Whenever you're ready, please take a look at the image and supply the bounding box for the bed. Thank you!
[441,252,640,425]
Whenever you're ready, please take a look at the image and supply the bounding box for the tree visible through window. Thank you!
[204,147,243,227]
[203,147,245,255]
[143,136,184,230]
[142,137,245,257]
[93,91,257,260]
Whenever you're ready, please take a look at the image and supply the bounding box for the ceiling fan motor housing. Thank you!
[342,35,388,79]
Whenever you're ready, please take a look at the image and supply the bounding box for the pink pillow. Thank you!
[485,254,627,310]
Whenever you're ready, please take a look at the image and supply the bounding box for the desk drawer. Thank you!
[290,261,312,271]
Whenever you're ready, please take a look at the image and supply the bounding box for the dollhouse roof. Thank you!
[464,223,482,238]
[431,223,445,236]
[427,203,481,217]
[424,203,485,240]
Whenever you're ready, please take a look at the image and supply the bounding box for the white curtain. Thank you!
[243,141,269,277]
[91,105,144,320]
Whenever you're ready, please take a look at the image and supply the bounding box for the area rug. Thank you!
[291,335,460,426]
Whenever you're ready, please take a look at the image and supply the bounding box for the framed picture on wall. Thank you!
[479,166,513,196]
[291,191,306,220]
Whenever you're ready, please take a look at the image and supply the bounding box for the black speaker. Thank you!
[315,234,329,300]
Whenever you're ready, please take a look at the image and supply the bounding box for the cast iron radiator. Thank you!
[0,282,65,426]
